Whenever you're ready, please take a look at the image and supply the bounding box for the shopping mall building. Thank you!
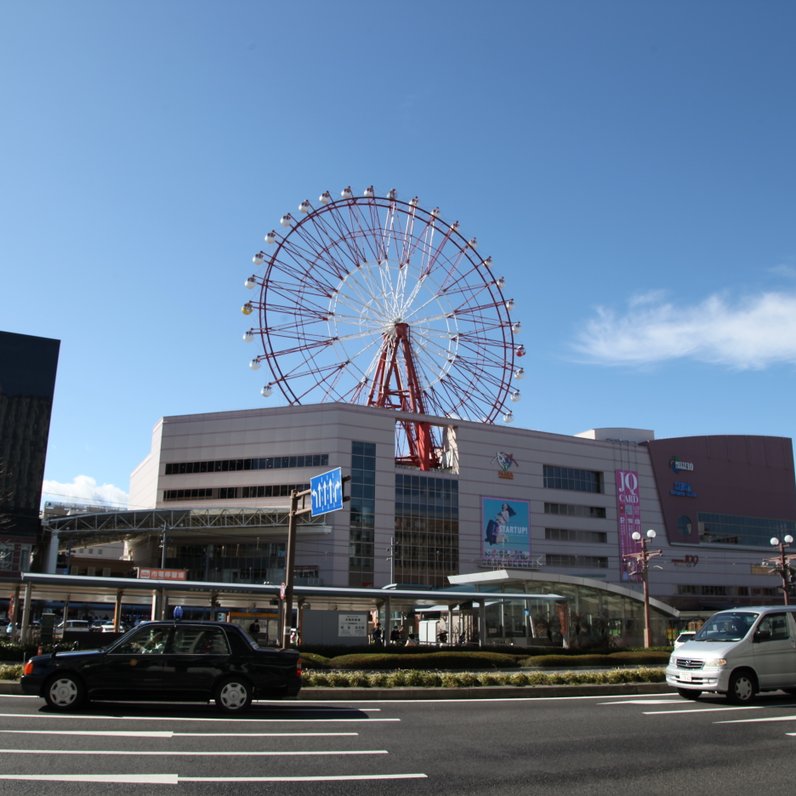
[113,402,796,646]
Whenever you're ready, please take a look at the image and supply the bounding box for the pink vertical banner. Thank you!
[616,469,642,581]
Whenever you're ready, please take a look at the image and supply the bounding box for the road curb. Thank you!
[0,679,671,700]
[296,682,671,699]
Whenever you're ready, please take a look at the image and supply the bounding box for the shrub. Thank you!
[329,651,520,671]
[520,651,669,668]
[0,664,22,681]
[299,652,331,670]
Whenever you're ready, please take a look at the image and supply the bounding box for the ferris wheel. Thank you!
[242,186,524,470]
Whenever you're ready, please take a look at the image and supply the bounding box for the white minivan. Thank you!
[666,606,796,703]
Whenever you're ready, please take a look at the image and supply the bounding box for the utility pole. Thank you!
[764,534,795,605]
[623,529,662,648]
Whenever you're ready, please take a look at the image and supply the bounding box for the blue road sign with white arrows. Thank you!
[310,467,343,517]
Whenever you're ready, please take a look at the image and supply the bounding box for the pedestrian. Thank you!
[405,632,418,647]
[371,622,383,645]
[248,619,260,637]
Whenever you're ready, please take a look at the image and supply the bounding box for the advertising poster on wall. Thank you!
[615,469,642,581]
[481,497,531,568]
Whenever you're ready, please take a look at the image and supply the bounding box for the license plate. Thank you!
[680,672,692,682]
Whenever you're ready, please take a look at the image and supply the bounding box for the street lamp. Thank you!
[767,534,795,605]
[625,529,662,649]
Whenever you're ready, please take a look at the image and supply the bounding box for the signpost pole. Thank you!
[281,470,349,649]
[282,489,300,649]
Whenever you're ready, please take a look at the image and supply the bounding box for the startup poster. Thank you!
[481,497,531,567]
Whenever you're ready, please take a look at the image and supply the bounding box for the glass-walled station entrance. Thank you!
[448,570,680,648]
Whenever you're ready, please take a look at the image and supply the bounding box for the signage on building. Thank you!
[480,497,531,567]
[669,456,695,473]
[671,481,697,497]
[310,467,344,517]
[492,452,518,480]
[672,555,699,567]
[136,567,188,581]
[338,613,367,637]
[615,470,642,581]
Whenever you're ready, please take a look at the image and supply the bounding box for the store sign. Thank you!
[669,456,695,473]
[672,555,700,567]
[492,452,518,480]
[338,613,367,638]
[137,567,188,580]
[671,481,697,497]
[616,470,642,581]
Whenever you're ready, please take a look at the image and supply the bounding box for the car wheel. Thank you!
[677,688,701,700]
[44,674,86,711]
[215,677,253,712]
[727,670,756,704]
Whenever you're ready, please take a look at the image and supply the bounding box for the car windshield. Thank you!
[694,611,758,642]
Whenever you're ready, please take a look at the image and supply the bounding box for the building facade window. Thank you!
[543,465,603,493]
[349,442,376,587]
[164,453,329,476]
[0,542,13,571]
[545,553,608,569]
[174,540,286,584]
[677,515,693,537]
[394,473,459,588]
[544,502,607,519]
[544,528,607,544]
[163,483,309,501]
[698,513,796,547]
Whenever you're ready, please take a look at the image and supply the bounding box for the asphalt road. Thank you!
[1,690,796,794]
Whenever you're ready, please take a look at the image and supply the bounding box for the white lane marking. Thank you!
[300,694,677,703]
[180,774,429,782]
[0,748,387,757]
[0,773,427,784]
[0,712,397,723]
[0,730,358,738]
[0,774,179,784]
[718,715,796,724]
[600,699,684,705]
[643,705,764,715]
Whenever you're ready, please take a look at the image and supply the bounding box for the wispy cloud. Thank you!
[42,476,128,508]
[571,290,796,369]
[769,263,796,280]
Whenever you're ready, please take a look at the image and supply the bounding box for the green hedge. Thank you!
[322,651,520,670]
[521,650,670,668]
[302,666,666,688]
[298,649,669,671]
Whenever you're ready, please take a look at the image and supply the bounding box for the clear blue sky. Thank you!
[2,1,795,508]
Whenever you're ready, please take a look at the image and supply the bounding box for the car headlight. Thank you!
[705,657,727,668]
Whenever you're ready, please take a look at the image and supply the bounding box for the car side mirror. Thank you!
[754,630,771,643]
